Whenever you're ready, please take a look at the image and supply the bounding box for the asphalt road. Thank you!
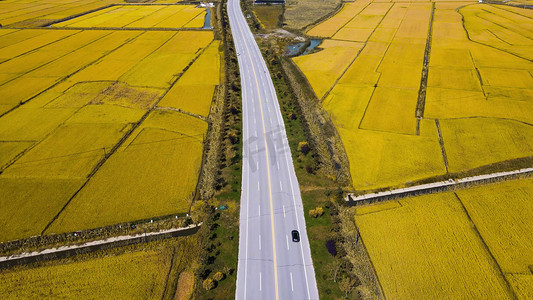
[228,0,319,299]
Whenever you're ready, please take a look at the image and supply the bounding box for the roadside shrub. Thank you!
[309,207,324,218]
[287,112,297,120]
[228,131,238,144]
[298,141,310,155]
[213,271,224,282]
[325,239,337,256]
[203,278,215,290]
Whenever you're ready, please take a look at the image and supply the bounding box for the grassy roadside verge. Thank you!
[255,35,379,298]
[192,1,242,298]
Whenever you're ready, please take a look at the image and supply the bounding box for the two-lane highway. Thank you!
[228,0,319,299]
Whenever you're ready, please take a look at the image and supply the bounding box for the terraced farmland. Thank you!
[298,0,533,191]
[0,1,221,242]
[354,178,533,299]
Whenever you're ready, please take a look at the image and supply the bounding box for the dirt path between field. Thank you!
[0,223,201,268]
[346,167,533,205]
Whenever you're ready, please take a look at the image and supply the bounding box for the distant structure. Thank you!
[254,0,285,4]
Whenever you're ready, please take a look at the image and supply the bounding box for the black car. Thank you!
[291,230,300,242]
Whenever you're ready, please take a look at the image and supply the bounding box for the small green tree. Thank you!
[298,141,310,155]
[309,207,324,218]
[213,271,224,282]
[203,278,215,290]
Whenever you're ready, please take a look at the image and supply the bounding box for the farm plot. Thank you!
[292,40,363,100]
[354,193,513,299]
[0,178,84,242]
[46,110,207,234]
[298,0,533,190]
[0,0,116,27]
[0,3,219,241]
[53,4,206,29]
[0,249,172,298]
[457,178,533,275]
[158,41,221,117]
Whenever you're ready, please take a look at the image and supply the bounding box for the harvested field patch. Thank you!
[254,5,282,29]
[283,0,342,30]
[90,82,164,109]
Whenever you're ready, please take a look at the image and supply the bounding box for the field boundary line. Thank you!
[0,31,145,119]
[458,5,533,62]
[452,192,518,299]
[350,224,386,299]
[346,167,533,205]
[415,2,435,135]
[301,1,345,35]
[317,3,394,104]
[434,119,449,172]
[0,224,201,269]
[329,2,373,39]
[40,39,215,235]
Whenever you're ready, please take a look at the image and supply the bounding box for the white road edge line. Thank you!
[286,234,289,250]
[290,272,294,292]
[259,272,262,291]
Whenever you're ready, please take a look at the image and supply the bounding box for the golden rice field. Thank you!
[53,5,205,29]
[47,111,207,234]
[0,1,220,241]
[298,0,533,190]
[158,41,222,117]
[0,0,116,27]
[355,192,512,299]
[0,249,172,298]
[355,178,533,299]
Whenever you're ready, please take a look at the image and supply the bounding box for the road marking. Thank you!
[238,25,280,300]
[277,160,280,170]
[283,145,312,299]
[259,272,262,291]
[290,272,294,291]
[256,161,259,170]
[283,205,286,217]
[258,181,260,192]
[286,234,289,250]
[258,204,261,215]
[259,234,261,250]
[280,180,283,191]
